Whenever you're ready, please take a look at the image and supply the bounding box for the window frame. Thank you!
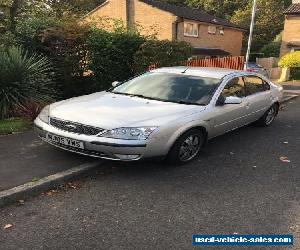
[220,77,246,99]
[184,22,199,37]
[219,26,224,35]
[243,75,271,96]
[208,25,217,35]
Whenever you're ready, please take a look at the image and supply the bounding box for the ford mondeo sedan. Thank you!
[34,67,283,164]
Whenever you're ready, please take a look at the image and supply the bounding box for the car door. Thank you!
[210,76,251,137]
[243,75,273,122]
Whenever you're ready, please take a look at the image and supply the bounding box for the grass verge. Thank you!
[0,118,31,135]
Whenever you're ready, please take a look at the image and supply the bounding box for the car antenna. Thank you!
[181,67,189,73]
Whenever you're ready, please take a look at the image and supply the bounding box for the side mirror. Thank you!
[112,81,120,87]
[224,96,242,104]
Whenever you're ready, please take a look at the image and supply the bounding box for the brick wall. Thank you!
[177,20,243,56]
[84,0,127,29]
[84,0,243,55]
[133,0,175,40]
[280,16,300,57]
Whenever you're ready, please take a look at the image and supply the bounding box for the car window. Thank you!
[221,77,245,98]
[111,72,221,105]
[244,76,266,95]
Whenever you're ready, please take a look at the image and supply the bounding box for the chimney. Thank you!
[126,0,135,28]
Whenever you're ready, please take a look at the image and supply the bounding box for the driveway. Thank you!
[1,98,299,250]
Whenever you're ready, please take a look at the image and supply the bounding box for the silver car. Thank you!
[34,67,283,164]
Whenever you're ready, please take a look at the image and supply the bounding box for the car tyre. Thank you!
[166,129,205,165]
[256,103,279,127]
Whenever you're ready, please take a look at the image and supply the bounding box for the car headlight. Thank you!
[38,105,50,124]
[99,127,158,140]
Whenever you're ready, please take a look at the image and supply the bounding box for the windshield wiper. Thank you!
[111,92,206,106]
[176,100,206,106]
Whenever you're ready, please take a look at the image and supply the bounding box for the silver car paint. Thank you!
[34,67,283,161]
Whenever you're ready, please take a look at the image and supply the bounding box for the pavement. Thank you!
[0,132,94,191]
[0,97,299,249]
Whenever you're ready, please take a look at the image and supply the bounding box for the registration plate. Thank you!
[46,133,84,149]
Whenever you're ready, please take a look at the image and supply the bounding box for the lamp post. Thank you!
[244,0,257,69]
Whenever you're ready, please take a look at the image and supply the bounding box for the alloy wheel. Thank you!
[265,106,276,125]
[179,134,201,162]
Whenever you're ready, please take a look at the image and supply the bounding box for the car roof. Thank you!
[151,67,243,79]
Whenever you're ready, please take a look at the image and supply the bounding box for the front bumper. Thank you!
[34,118,168,161]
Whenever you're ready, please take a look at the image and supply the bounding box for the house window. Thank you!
[208,25,217,34]
[219,27,224,35]
[184,22,199,37]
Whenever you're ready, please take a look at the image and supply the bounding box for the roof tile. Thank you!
[284,4,300,14]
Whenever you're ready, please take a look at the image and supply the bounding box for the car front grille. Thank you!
[50,117,104,136]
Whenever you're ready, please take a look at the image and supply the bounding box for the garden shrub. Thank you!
[260,42,281,57]
[35,19,94,98]
[279,51,300,68]
[14,99,46,122]
[133,39,192,73]
[290,67,300,80]
[0,46,54,119]
[87,26,145,90]
[15,15,62,51]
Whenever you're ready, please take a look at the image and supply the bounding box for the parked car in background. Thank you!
[245,62,269,78]
[34,67,283,165]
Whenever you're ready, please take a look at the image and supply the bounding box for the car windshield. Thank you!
[110,72,221,106]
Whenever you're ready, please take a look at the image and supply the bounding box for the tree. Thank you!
[186,0,249,19]
[231,0,285,52]
[44,0,105,16]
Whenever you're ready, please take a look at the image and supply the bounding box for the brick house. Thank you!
[84,0,245,57]
[280,0,300,57]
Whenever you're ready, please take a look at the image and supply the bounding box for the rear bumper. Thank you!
[34,118,168,161]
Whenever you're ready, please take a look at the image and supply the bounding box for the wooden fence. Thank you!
[149,56,245,71]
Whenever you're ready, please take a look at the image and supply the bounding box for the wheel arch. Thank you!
[167,125,209,154]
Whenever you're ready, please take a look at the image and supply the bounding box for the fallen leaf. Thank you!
[252,166,257,168]
[31,177,40,182]
[280,156,291,163]
[230,152,234,155]
[4,224,13,229]
[18,200,25,205]
[283,141,289,144]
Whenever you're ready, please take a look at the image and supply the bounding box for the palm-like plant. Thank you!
[0,46,54,119]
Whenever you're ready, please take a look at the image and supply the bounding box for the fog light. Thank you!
[115,154,140,160]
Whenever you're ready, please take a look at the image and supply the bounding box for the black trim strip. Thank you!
[91,141,147,148]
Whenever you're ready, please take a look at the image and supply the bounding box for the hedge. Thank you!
[279,51,300,68]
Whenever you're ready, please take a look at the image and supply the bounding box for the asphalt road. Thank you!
[1,98,299,250]
[0,131,93,190]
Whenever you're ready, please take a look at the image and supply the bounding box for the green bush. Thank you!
[0,46,54,119]
[87,27,145,90]
[290,67,300,80]
[133,39,192,73]
[279,51,300,68]
[15,16,61,51]
[37,20,93,98]
[260,42,281,57]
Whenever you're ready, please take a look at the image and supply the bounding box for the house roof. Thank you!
[140,0,245,31]
[284,4,300,14]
